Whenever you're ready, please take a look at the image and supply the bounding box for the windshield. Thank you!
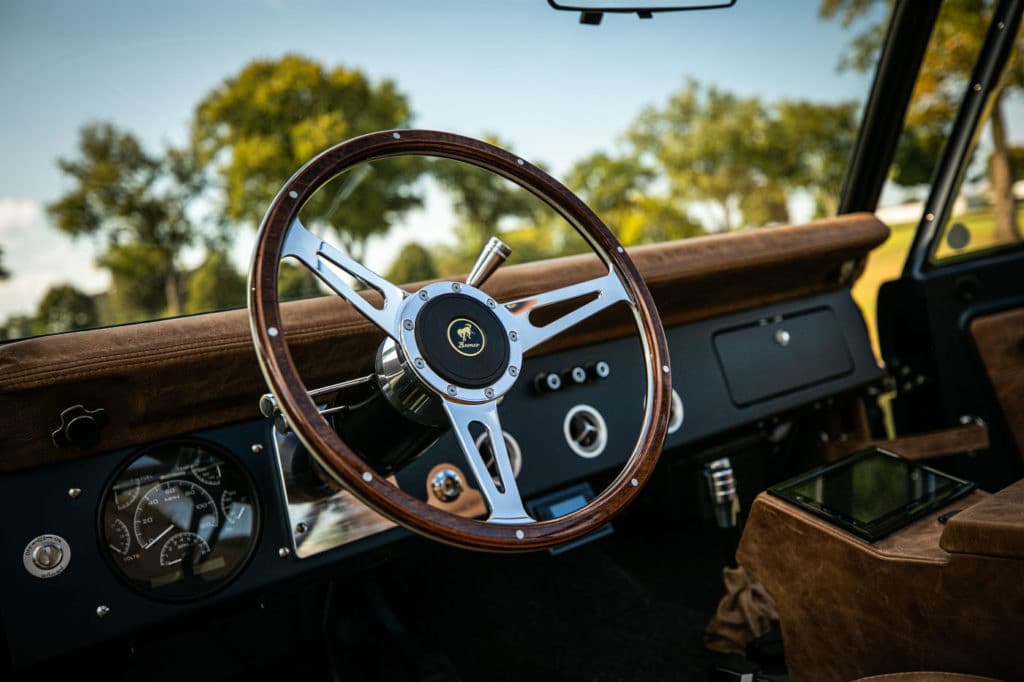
[0,0,890,340]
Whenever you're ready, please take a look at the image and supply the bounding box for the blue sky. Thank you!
[0,0,887,317]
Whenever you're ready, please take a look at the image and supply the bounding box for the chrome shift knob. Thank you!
[466,237,512,288]
[703,457,740,529]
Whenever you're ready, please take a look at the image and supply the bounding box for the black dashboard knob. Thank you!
[534,372,562,393]
[588,361,611,380]
[564,366,588,386]
[51,404,108,450]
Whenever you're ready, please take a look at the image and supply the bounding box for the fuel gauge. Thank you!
[106,518,131,556]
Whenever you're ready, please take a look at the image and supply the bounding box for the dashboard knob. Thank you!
[564,366,588,386]
[51,404,108,450]
[533,371,562,393]
[587,361,611,380]
[431,468,464,502]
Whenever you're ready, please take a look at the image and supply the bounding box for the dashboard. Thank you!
[0,287,879,668]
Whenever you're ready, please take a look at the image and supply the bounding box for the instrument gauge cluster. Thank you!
[100,440,260,601]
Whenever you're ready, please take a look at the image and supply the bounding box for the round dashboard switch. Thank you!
[23,534,71,579]
[567,366,587,385]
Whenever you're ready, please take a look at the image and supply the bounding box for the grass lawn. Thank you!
[851,207,1017,358]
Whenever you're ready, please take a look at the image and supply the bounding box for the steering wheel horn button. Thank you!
[411,291,511,390]
[447,318,487,357]
[23,534,71,579]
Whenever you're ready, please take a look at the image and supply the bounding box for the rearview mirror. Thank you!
[547,0,736,16]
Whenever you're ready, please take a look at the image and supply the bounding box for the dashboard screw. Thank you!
[487,299,496,308]
[67,487,81,499]
[403,319,414,331]
[508,366,519,377]
[288,190,298,199]
[508,330,518,342]
[414,357,425,369]
[278,547,291,558]
[446,384,458,396]
[451,282,462,292]
[418,290,429,301]
[96,605,110,618]
[485,388,495,399]
[250,443,263,454]
[515,530,525,539]
[295,522,308,534]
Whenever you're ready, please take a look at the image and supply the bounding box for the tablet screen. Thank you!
[769,448,975,541]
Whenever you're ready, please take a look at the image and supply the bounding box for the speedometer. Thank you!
[133,480,218,550]
[100,440,260,601]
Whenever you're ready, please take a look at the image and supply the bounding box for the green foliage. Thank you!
[192,54,423,260]
[431,139,544,253]
[0,315,34,341]
[775,100,860,217]
[385,242,438,284]
[98,242,171,322]
[277,262,319,302]
[629,81,794,230]
[33,285,98,335]
[47,123,204,315]
[185,252,246,314]
[0,246,8,280]
[567,151,703,244]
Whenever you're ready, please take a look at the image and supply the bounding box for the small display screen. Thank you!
[546,494,589,518]
[769,448,975,541]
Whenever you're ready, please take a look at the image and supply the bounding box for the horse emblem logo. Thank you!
[447,318,486,357]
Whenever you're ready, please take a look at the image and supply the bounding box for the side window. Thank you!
[850,1,1022,353]
[932,108,1023,261]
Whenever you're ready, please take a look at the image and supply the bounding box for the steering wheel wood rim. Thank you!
[249,129,671,552]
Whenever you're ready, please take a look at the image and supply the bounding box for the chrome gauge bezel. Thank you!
[96,438,262,603]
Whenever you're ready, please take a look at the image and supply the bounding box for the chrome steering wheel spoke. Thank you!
[443,400,533,525]
[503,270,630,352]
[282,218,408,339]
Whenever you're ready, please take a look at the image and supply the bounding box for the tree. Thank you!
[192,54,423,262]
[820,0,1024,241]
[431,137,546,255]
[0,315,34,341]
[567,151,702,244]
[34,285,98,335]
[97,242,173,322]
[628,81,795,231]
[0,246,9,280]
[775,100,861,217]
[385,242,438,284]
[185,252,246,314]
[47,123,204,316]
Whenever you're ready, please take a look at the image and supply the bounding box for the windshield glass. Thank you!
[0,0,889,340]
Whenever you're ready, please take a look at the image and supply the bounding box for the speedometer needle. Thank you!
[144,524,174,549]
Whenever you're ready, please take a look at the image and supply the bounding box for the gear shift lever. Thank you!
[466,237,511,288]
[703,457,741,566]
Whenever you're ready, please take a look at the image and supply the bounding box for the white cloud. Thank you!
[0,198,109,318]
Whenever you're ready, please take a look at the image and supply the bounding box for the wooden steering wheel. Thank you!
[249,130,671,552]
